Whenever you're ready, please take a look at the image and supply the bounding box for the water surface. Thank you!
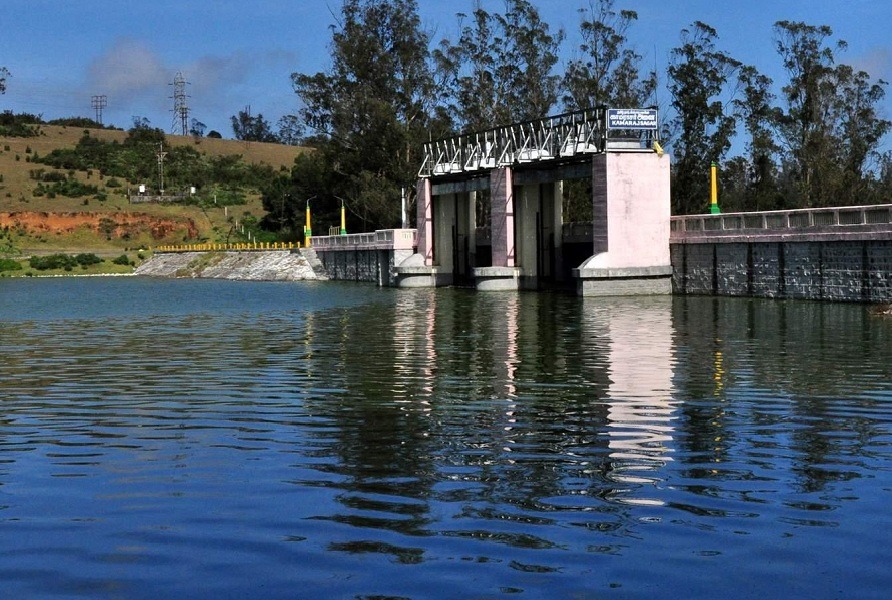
[1,277,890,598]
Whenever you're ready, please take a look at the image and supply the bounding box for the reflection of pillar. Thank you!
[416,178,433,266]
[490,167,515,267]
[485,294,520,443]
[422,292,437,398]
[492,293,519,399]
[598,298,676,505]
[392,293,417,388]
[391,290,437,401]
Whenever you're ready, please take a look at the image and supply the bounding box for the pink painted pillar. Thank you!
[490,167,515,267]
[416,178,434,266]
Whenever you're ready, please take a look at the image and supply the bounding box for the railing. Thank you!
[310,228,417,251]
[155,241,299,252]
[671,204,892,239]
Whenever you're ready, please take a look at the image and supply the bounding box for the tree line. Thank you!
[258,0,891,235]
[4,1,891,236]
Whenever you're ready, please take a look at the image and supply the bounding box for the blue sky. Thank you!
[3,1,889,145]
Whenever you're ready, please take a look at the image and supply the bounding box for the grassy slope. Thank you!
[0,125,306,256]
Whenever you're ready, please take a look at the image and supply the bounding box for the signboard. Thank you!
[607,108,658,130]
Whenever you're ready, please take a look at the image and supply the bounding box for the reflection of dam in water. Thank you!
[386,290,677,507]
[391,290,439,402]
[583,298,677,506]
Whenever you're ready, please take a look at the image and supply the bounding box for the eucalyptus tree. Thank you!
[435,0,564,132]
[231,109,278,143]
[773,21,890,207]
[290,0,438,230]
[0,67,8,94]
[667,21,741,215]
[728,65,782,211]
[826,63,890,205]
[562,0,656,110]
[276,115,305,146]
[772,21,843,207]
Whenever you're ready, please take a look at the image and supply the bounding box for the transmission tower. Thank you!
[169,72,190,135]
[91,95,107,125]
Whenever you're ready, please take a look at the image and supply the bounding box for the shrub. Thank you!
[112,254,130,265]
[29,253,77,270]
[0,258,22,272]
[75,253,102,267]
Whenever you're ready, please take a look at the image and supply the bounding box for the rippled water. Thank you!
[1,277,891,599]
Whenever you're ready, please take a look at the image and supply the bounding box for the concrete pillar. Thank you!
[416,177,434,266]
[575,152,673,296]
[394,177,447,287]
[474,167,523,290]
[490,167,515,267]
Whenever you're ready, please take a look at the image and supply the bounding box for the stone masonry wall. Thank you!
[672,240,892,302]
[716,243,748,296]
[751,243,782,298]
[783,243,823,300]
[316,248,412,286]
[868,241,892,301]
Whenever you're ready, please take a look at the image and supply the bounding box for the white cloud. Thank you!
[87,38,168,102]
[83,37,297,129]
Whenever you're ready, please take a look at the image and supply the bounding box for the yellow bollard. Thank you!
[710,162,721,214]
[304,200,312,247]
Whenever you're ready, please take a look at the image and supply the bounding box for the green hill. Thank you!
[0,124,307,262]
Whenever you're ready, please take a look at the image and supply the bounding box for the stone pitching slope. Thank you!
[135,251,318,281]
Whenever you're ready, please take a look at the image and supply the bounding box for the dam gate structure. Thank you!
[392,107,673,296]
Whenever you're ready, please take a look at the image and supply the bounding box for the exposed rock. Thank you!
[135,251,318,281]
[0,211,199,240]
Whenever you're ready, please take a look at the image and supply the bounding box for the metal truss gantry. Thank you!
[419,107,659,178]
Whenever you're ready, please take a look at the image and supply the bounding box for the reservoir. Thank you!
[1,277,891,598]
